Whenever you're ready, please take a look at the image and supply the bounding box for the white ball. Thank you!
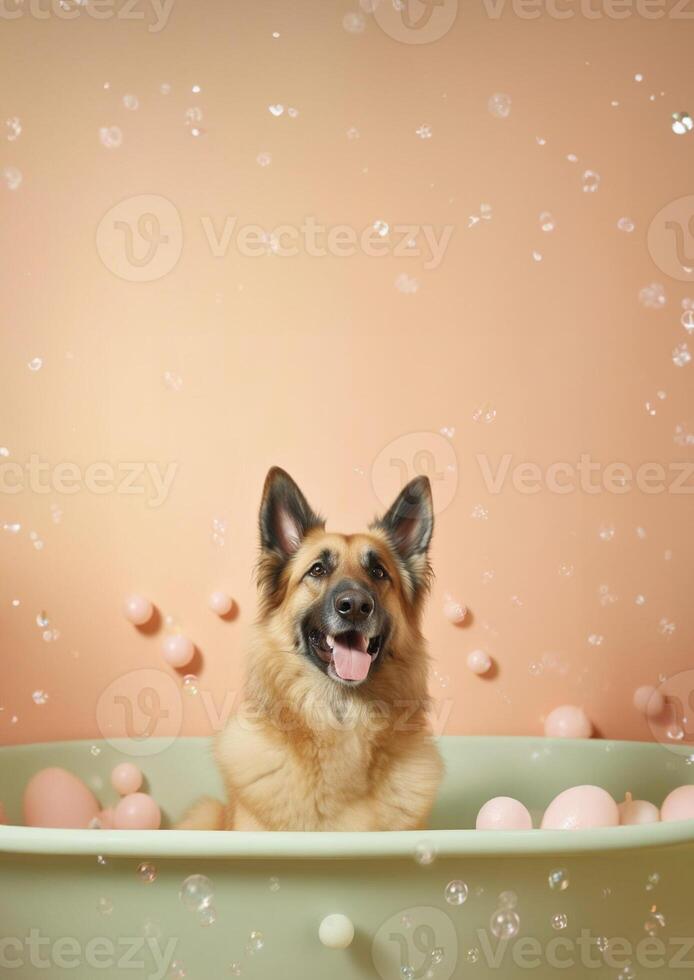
[208,591,234,616]
[467,649,492,675]
[318,913,355,949]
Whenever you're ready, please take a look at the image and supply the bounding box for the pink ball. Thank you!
[467,649,492,675]
[123,594,153,626]
[619,794,660,825]
[23,767,101,829]
[113,792,161,830]
[443,594,467,624]
[208,591,234,616]
[661,785,694,823]
[541,785,619,830]
[111,763,143,796]
[162,634,195,668]
[633,685,665,718]
[544,705,593,739]
[476,796,533,830]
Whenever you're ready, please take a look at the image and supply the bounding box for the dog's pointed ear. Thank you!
[259,467,323,559]
[371,476,434,591]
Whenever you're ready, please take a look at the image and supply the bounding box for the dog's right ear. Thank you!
[259,467,323,559]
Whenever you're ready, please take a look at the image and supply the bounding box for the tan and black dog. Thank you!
[179,467,443,831]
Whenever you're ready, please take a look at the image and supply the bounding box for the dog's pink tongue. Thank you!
[332,634,371,681]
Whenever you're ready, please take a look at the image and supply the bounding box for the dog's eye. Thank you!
[371,563,387,580]
[308,561,326,578]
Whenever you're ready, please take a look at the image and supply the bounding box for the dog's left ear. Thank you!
[371,476,434,591]
[259,467,324,559]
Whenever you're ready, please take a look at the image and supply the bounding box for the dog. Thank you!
[178,467,443,832]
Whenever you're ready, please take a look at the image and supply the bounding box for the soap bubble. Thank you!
[342,11,366,32]
[28,357,43,372]
[644,912,666,936]
[488,93,512,119]
[444,880,468,905]
[598,523,615,541]
[646,872,660,891]
[97,896,114,915]
[539,211,556,232]
[472,405,496,424]
[122,94,139,110]
[229,964,242,977]
[416,123,432,139]
[179,875,214,912]
[256,152,272,167]
[672,343,691,367]
[401,969,414,980]
[99,126,122,149]
[2,166,22,190]
[394,272,419,294]
[681,310,694,333]
[269,876,280,892]
[247,930,264,953]
[490,908,520,940]
[373,219,389,238]
[137,862,157,883]
[414,840,437,865]
[581,170,600,193]
[548,868,569,891]
[268,104,284,117]
[32,690,49,705]
[617,217,635,233]
[5,116,22,141]
[672,112,693,135]
[498,890,518,908]
[638,282,666,309]
[466,948,480,963]
[551,913,568,930]
[182,674,199,696]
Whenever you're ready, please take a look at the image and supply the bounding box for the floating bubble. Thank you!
[444,880,469,906]
[646,872,660,891]
[617,217,635,233]
[137,862,157,883]
[551,913,568,930]
[256,152,272,167]
[32,690,49,705]
[598,523,615,541]
[498,890,518,908]
[582,170,600,193]
[373,219,389,238]
[182,674,199,696]
[472,405,497,424]
[5,116,22,141]
[588,633,604,647]
[179,875,214,912]
[401,969,414,980]
[269,876,280,892]
[268,104,284,116]
[466,948,480,963]
[488,93,512,119]
[539,211,556,232]
[394,272,419,294]
[644,911,666,936]
[122,94,139,110]
[416,123,432,139]
[247,930,264,953]
[673,343,691,367]
[342,11,366,32]
[490,908,520,940]
[199,905,217,926]
[229,964,242,977]
[97,896,114,915]
[681,310,694,333]
[548,868,569,891]
[672,112,693,135]
[639,282,666,309]
[99,126,122,149]
[532,250,542,262]
[2,166,22,190]
[414,840,437,865]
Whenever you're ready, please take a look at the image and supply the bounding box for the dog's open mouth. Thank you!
[308,629,382,683]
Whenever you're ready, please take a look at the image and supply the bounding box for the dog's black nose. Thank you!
[334,588,374,624]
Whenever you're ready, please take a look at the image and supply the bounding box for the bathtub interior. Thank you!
[1,737,694,980]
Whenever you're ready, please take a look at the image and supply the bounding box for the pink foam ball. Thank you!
[544,705,593,739]
[541,785,619,830]
[162,634,195,668]
[443,594,467,624]
[113,792,161,830]
[619,794,660,825]
[661,785,694,823]
[23,767,101,829]
[111,763,143,796]
[476,796,533,830]
[123,594,153,626]
[467,649,492,675]
[208,591,234,616]
[633,685,665,718]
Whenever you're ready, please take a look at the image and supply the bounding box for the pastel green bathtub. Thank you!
[1,736,693,979]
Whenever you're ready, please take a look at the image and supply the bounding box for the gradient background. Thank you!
[1,0,693,748]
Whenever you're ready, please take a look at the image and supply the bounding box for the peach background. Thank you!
[1,0,693,748]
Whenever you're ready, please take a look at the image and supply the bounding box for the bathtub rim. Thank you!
[2,735,694,859]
